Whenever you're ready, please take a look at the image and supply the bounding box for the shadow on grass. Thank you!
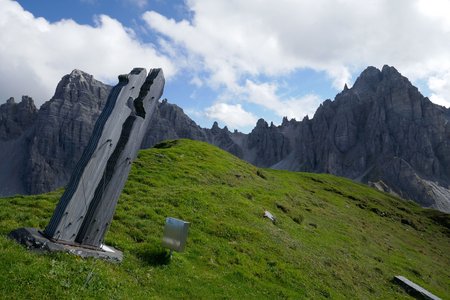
[136,246,171,266]
[153,140,179,149]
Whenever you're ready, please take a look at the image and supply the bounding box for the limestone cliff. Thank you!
[275,66,450,211]
[0,96,37,141]
[0,96,38,195]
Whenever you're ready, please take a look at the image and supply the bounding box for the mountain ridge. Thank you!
[1,66,449,212]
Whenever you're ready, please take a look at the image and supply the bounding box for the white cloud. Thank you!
[245,80,321,120]
[428,72,450,107]
[205,103,257,128]
[0,0,174,105]
[143,0,450,111]
[190,76,203,88]
[416,0,450,31]
[326,66,352,90]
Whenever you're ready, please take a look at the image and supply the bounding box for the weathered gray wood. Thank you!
[43,68,164,248]
[393,275,442,300]
[76,69,164,247]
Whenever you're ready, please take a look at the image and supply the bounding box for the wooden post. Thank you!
[43,67,164,248]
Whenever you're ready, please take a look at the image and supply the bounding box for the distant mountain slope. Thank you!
[25,70,112,194]
[1,66,449,212]
[0,139,448,298]
[0,96,38,195]
[276,66,450,212]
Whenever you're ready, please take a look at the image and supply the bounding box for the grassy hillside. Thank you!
[0,139,449,299]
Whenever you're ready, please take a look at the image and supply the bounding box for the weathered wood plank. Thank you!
[393,275,442,300]
[43,68,164,247]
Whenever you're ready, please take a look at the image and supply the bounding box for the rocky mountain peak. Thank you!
[353,65,411,94]
[255,118,268,129]
[381,64,401,78]
[68,69,94,81]
[343,83,349,91]
[20,95,35,107]
[211,121,220,134]
[282,116,299,126]
[352,66,382,92]
[141,99,208,149]
[208,121,233,139]
[70,69,87,75]
[24,70,112,194]
[1,95,37,113]
[52,69,109,103]
[0,96,38,141]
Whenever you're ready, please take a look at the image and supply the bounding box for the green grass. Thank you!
[0,139,449,299]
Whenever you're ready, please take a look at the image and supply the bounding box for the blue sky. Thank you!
[1,0,450,132]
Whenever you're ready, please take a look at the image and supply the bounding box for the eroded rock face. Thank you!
[282,66,450,211]
[0,96,38,195]
[24,70,112,194]
[245,119,291,167]
[206,122,244,158]
[141,99,208,149]
[0,96,37,141]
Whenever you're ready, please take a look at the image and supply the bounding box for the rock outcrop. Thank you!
[0,96,37,141]
[244,119,291,167]
[0,96,38,195]
[1,66,449,212]
[141,99,208,148]
[24,70,112,194]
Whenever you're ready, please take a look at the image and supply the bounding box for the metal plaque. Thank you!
[162,217,190,252]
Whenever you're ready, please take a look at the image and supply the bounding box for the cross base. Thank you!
[8,227,123,262]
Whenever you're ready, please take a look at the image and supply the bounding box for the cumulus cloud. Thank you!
[0,0,174,105]
[205,103,257,128]
[416,0,450,31]
[428,72,450,107]
[244,80,321,120]
[143,0,450,113]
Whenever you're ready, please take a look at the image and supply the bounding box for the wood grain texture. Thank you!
[44,68,165,248]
